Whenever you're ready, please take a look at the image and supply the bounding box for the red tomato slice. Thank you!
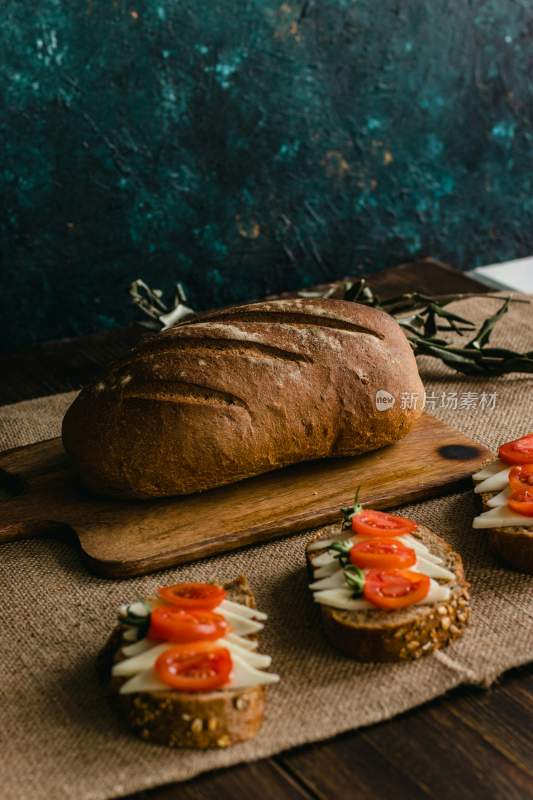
[499,433,533,465]
[349,538,416,570]
[351,509,417,537]
[363,569,430,609]
[155,642,232,691]
[508,464,533,494]
[148,606,229,644]
[158,583,225,611]
[507,489,533,517]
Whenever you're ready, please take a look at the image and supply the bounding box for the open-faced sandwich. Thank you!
[306,494,470,661]
[104,577,279,748]
[472,432,533,573]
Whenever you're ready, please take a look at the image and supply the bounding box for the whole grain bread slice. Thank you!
[306,524,470,662]
[478,491,533,574]
[102,577,266,749]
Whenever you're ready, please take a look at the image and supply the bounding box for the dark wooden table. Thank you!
[2,260,532,800]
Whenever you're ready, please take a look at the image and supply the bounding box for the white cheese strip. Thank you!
[313,579,451,611]
[220,609,264,636]
[120,669,168,694]
[222,639,271,669]
[307,537,337,552]
[309,570,346,591]
[473,459,504,481]
[313,561,340,579]
[311,550,340,567]
[473,506,533,528]
[122,627,138,642]
[122,637,157,657]
[229,652,279,688]
[113,643,170,677]
[218,598,267,621]
[415,556,455,581]
[474,467,510,494]
[487,486,511,508]
[225,632,258,651]
[129,601,149,617]
[397,535,444,565]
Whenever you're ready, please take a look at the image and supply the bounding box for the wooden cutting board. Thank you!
[0,413,492,577]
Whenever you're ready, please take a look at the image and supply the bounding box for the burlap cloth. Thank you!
[1,294,532,800]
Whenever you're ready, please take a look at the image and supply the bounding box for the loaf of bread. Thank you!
[62,298,424,498]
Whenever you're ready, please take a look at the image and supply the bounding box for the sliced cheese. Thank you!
[114,638,271,678]
[309,570,346,591]
[120,669,168,694]
[310,555,454,593]
[474,467,510,494]
[229,652,280,688]
[122,637,157,657]
[119,653,280,695]
[307,537,337,552]
[473,506,533,528]
[113,643,169,677]
[226,632,258,651]
[313,561,340,579]
[473,459,505,481]
[313,578,451,612]
[415,556,455,581]
[487,486,511,508]
[219,598,267,621]
[223,639,271,669]
[220,608,264,636]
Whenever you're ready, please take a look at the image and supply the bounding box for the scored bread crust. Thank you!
[102,577,266,749]
[479,491,533,574]
[62,298,423,498]
[306,524,470,662]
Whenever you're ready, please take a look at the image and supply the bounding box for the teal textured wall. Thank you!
[2,0,532,349]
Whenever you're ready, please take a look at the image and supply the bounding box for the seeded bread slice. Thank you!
[102,577,266,749]
[478,491,533,574]
[306,525,470,662]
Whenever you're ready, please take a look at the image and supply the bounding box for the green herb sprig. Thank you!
[344,565,365,596]
[328,539,354,567]
[319,279,532,377]
[340,487,363,529]
[129,275,531,376]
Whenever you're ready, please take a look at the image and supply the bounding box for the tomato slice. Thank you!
[155,642,232,691]
[351,509,417,537]
[499,434,533,465]
[508,464,533,494]
[148,606,229,644]
[363,569,430,609]
[158,583,225,611]
[507,489,533,517]
[349,538,416,570]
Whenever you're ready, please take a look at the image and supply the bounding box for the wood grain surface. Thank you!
[2,261,531,800]
[0,413,491,576]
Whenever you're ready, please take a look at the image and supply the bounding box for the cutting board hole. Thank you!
[437,444,482,461]
[0,469,26,501]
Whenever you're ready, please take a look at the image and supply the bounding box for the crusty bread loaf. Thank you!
[306,525,470,662]
[103,577,266,749]
[62,298,424,498]
[479,491,533,574]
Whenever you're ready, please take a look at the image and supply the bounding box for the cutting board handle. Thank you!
[0,520,55,544]
[0,460,69,543]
